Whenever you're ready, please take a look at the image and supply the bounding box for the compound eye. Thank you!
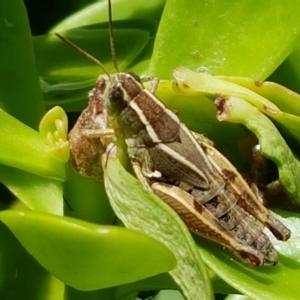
[127,72,142,83]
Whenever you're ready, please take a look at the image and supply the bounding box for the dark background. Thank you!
[24,0,96,35]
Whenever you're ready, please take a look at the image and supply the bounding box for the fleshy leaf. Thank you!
[34,21,155,111]
[173,67,300,160]
[215,96,300,207]
[217,76,300,117]
[0,164,63,215]
[63,165,115,225]
[0,109,65,181]
[268,37,300,95]
[50,0,165,32]
[0,0,45,129]
[272,212,300,263]
[173,67,279,112]
[0,210,176,291]
[150,0,300,79]
[0,222,63,300]
[217,75,300,144]
[115,273,178,299]
[225,295,252,300]
[103,146,213,300]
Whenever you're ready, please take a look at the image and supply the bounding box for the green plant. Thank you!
[1,0,300,299]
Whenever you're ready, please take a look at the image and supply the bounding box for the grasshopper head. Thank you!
[98,72,144,116]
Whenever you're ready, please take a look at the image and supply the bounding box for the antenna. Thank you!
[55,33,111,79]
[108,0,120,73]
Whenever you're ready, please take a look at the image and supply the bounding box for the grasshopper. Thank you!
[63,0,291,266]
[97,71,290,266]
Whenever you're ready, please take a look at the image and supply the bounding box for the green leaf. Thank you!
[0,210,176,291]
[218,75,300,146]
[150,0,300,79]
[34,21,155,111]
[268,37,300,95]
[0,0,45,129]
[154,290,185,300]
[173,67,279,112]
[103,148,213,300]
[115,271,236,299]
[64,286,116,300]
[217,76,300,117]
[0,222,63,300]
[36,22,153,83]
[0,109,65,181]
[273,213,300,263]
[0,164,63,215]
[225,295,251,300]
[173,67,300,146]
[50,0,165,32]
[63,164,115,224]
[115,273,178,299]
[216,96,300,207]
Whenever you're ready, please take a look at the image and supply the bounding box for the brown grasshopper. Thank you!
[63,0,291,266]
[97,71,290,266]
